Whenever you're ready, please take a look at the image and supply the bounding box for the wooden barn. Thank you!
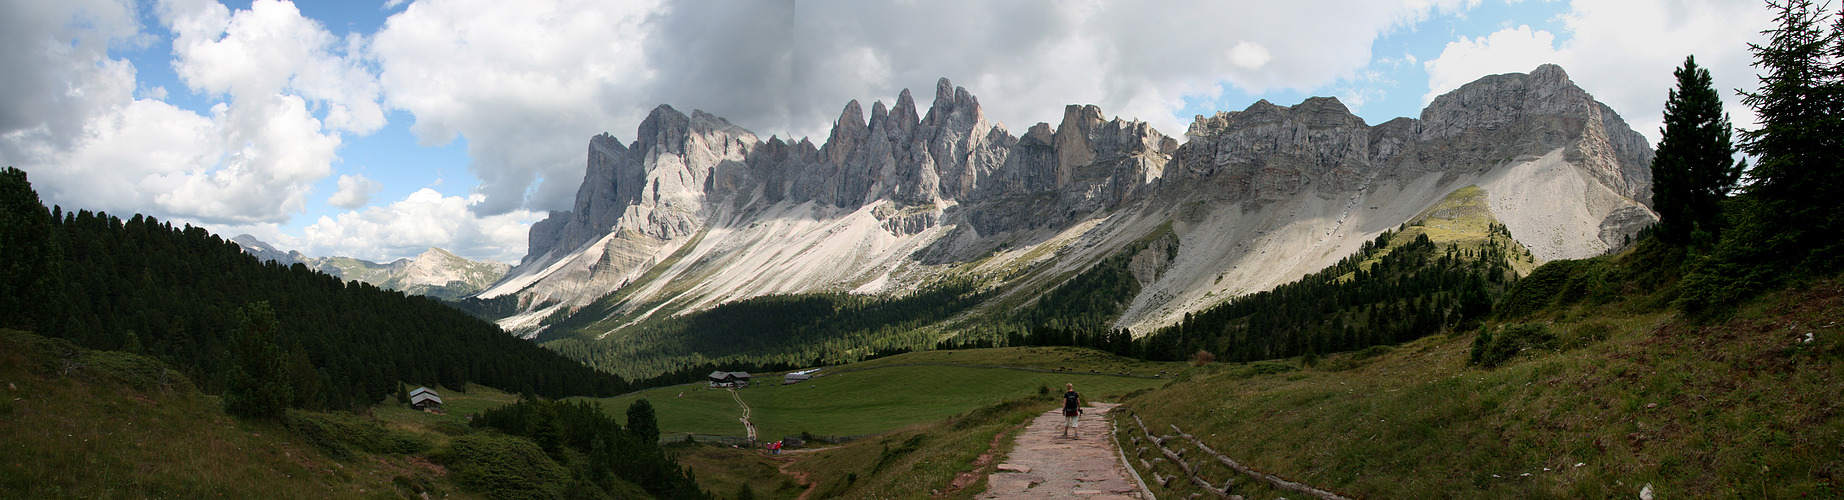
[409,387,443,412]
[707,371,751,388]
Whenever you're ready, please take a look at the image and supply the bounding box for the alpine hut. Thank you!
[707,371,752,388]
[409,387,443,412]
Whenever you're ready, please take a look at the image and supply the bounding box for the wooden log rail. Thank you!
[1126,412,1350,500]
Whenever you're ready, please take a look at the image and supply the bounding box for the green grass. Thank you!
[671,445,808,500]
[846,346,1185,375]
[0,329,459,499]
[373,383,518,428]
[785,396,1052,499]
[594,347,1181,441]
[1116,272,1844,498]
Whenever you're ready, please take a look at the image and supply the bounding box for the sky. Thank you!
[0,0,1775,265]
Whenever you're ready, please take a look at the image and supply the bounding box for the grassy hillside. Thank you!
[0,328,696,499]
[782,396,1055,499]
[0,329,460,498]
[1114,249,1844,498]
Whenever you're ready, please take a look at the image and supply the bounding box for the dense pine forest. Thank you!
[0,168,627,411]
[1134,227,1511,362]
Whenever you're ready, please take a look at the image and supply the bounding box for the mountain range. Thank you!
[232,235,510,300]
[477,64,1656,341]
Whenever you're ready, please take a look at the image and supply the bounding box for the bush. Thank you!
[437,433,570,500]
[1469,323,1556,368]
[284,410,432,459]
[1498,260,1589,318]
[1190,350,1215,366]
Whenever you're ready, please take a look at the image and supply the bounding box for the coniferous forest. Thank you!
[1134,229,1510,363]
[940,225,1517,363]
[0,167,627,411]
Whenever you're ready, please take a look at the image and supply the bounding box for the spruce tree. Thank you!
[224,302,294,419]
[1681,0,1844,313]
[627,399,660,445]
[1651,55,1742,246]
[1736,0,1844,269]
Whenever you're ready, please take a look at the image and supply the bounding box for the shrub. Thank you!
[1498,260,1588,318]
[438,433,570,500]
[1469,323,1556,367]
[1190,350,1215,366]
[283,410,432,459]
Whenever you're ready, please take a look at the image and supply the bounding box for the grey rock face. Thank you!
[1175,97,1371,201]
[1409,64,1653,203]
[1599,204,1657,248]
[1170,64,1654,209]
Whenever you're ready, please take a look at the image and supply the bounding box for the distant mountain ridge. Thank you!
[230,235,510,300]
[481,64,1657,341]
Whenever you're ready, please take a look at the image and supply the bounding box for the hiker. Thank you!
[1062,383,1082,437]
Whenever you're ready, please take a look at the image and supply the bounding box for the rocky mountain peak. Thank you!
[1416,64,1653,202]
[489,66,1658,336]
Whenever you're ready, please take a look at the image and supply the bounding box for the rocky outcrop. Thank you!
[1174,97,1372,201]
[1171,64,1653,208]
[1406,64,1653,203]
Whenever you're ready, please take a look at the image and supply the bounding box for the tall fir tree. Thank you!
[1651,55,1742,246]
[223,302,294,419]
[626,399,660,445]
[1736,0,1844,269]
[1681,0,1844,313]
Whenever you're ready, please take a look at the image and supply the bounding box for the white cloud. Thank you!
[1423,25,1563,103]
[328,173,383,208]
[1422,0,1773,145]
[369,0,663,215]
[296,188,541,263]
[165,0,385,134]
[1,0,389,226]
[0,0,141,145]
[1226,41,1273,70]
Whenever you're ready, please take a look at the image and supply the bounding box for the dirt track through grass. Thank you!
[729,388,756,441]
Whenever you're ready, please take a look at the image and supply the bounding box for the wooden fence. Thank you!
[1121,411,1349,500]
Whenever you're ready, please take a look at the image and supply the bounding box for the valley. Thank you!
[7,1,1844,492]
[475,64,1655,387]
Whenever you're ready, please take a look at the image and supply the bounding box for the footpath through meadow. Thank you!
[978,402,1146,499]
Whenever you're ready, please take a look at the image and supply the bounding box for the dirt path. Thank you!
[978,402,1144,499]
[728,388,756,442]
[773,456,818,500]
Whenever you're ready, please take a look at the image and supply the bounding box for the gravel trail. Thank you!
[978,402,1145,499]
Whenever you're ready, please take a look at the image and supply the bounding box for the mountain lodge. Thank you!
[708,371,751,388]
[409,387,443,412]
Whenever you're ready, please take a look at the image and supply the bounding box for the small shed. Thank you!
[782,368,820,384]
[409,387,443,412]
[708,371,752,388]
